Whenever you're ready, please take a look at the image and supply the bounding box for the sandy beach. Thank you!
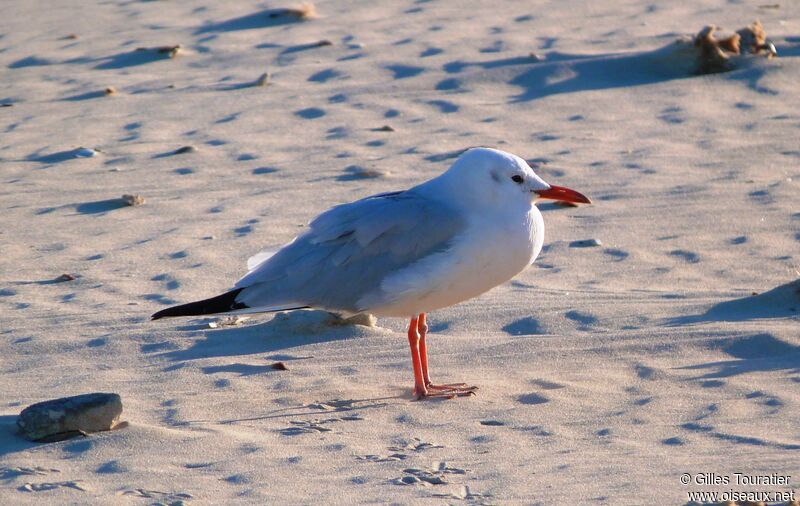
[1,0,798,504]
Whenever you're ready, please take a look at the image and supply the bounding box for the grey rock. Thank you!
[17,393,123,442]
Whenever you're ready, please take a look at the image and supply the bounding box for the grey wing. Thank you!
[233,190,465,313]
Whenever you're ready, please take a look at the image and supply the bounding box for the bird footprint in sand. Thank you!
[388,437,444,452]
[120,488,193,502]
[19,480,87,492]
[0,466,60,479]
[280,415,364,435]
[394,462,468,486]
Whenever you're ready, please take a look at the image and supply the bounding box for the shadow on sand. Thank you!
[157,310,378,364]
[669,279,799,325]
[195,8,308,34]
[680,333,800,379]
[0,415,38,458]
[438,38,798,102]
[93,49,176,70]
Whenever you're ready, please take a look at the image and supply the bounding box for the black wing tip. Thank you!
[150,309,173,320]
[149,288,247,320]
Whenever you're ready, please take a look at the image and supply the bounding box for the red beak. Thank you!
[534,185,591,204]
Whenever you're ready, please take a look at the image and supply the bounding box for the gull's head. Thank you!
[440,147,591,209]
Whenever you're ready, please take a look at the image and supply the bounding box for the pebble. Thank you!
[122,194,145,206]
[569,238,602,248]
[174,145,198,155]
[255,72,271,87]
[54,273,77,282]
[151,45,181,58]
[375,125,395,132]
[17,392,123,442]
[104,87,116,96]
[280,4,316,20]
[479,419,505,426]
[74,147,99,158]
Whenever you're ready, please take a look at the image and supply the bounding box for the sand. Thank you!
[1,0,798,504]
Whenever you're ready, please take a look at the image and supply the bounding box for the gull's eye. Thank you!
[511,175,524,184]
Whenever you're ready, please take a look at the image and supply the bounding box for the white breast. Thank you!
[368,206,544,317]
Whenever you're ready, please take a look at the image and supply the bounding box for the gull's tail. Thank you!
[151,288,248,320]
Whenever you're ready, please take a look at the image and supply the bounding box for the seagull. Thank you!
[152,147,590,399]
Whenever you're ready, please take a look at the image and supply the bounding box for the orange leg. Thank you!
[417,313,432,386]
[409,313,477,399]
[407,316,428,398]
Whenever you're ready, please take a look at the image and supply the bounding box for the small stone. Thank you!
[74,147,99,158]
[154,45,181,58]
[277,3,316,20]
[65,34,79,40]
[1,103,13,107]
[529,53,544,61]
[271,362,288,371]
[255,72,271,87]
[104,87,116,96]
[54,273,77,282]
[398,475,420,485]
[479,419,505,426]
[17,393,123,442]
[315,39,333,47]
[122,194,145,206]
[376,125,395,132]
[174,145,197,155]
[569,238,602,248]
